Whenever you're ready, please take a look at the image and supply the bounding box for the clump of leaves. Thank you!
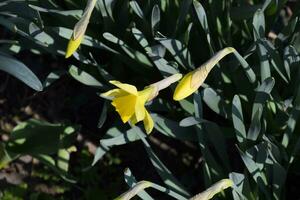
[1,0,300,199]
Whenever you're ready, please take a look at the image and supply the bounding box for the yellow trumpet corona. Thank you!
[173,47,235,101]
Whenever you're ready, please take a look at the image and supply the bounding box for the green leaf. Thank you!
[7,119,77,155]
[232,50,257,84]
[157,38,193,69]
[260,39,288,83]
[204,122,230,170]
[238,145,270,199]
[43,70,65,88]
[247,77,275,140]
[136,130,190,197]
[257,42,271,82]
[153,114,198,141]
[283,45,300,80]
[176,0,192,33]
[68,65,104,88]
[232,95,247,143]
[123,168,188,200]
[103,32,152,67]
[36,154,76,183]
[0,142,18,169]
[193,0,215,54]
[247,107,263,141]
[92,126,146,165]
[131,28,178,76]
[28,4,83,17]
[193,92,203,118]
[0,53,42,91]
[129,0,144,19]
[252,9,265,40]
[151,5,160,35]
[230,4,261,20]
[124,168,154,200]
[179,116,202,127]
[202,87,231,119]
[96,0,115,20]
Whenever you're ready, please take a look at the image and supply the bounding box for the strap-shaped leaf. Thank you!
[68,65,104,88]
[193,0,215,54]
[202,87,231,119]
[151,5,160,34]
[153,114,198,141]
[136,130,190,197]
[0,53,42,91]
[229,172,251,200]
[131,28,179,76]
[129,0,144,19]
[103,32,152,67]
[238,146,270,199]
[232,50,257,84]
[122,168,188,200]
[124,168,154,200]
[232,95,247,143]
[157,38,193,69]
[252,9,265,40]
[248,77,275,141]
[260,39,289,83]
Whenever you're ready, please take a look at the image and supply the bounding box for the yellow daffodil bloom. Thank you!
[65,0,97,58]
[173,47,235,101]
[101,74,182,134]
[189,179,233,200]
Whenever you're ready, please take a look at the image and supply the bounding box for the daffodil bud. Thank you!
[189,179,233,200]
[65,0,97,58]
[114,181,152,200]
[173,47,235,101]
[148,73,182,101]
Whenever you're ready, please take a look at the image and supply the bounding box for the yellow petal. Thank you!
[138,87,155,103]
[173,71,197,101]
[143,110,154,134]
[112,95,137,123]
[189,179,233,200]
[109,81,138,95]
[135,99,146,122]
[135,87,155,121]
[101,89,128,99]
[129,114,138,126]
[65,36,83,58]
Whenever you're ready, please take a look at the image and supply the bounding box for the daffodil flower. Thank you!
[189,179,233,200]
[173,47,235,101]
[65,0,97,58]
[101,74,182,134]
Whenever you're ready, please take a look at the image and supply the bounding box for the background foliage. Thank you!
[1,0,300,199]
